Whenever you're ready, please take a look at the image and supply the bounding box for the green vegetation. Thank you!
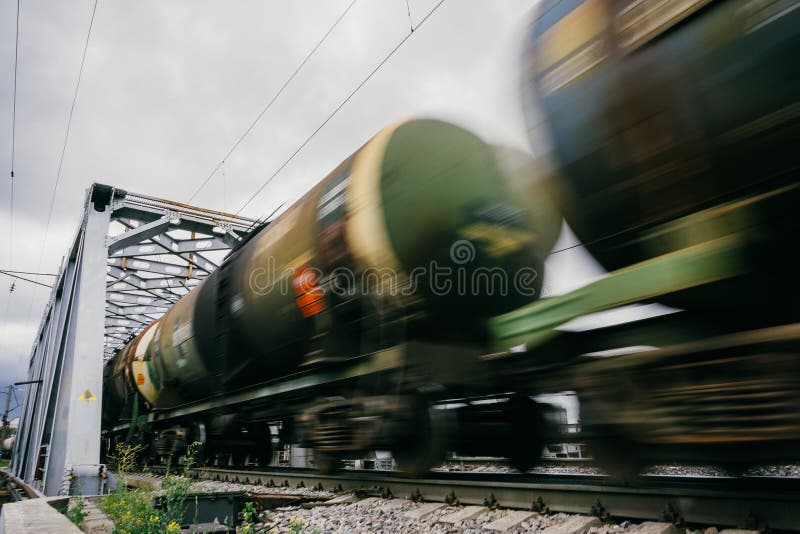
[238,501,258,534]
[101,485,183,534]
[61,498,88,528]
[108,442,146,482]
[99,442,205,534]
[288,517,319,534]
[0,458,10,468]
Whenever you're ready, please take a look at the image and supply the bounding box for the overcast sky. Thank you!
[0,0,611,404]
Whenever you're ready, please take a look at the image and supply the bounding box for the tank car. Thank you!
[103,118,560,472]
[517,0,800,477]
[522,0,800,310]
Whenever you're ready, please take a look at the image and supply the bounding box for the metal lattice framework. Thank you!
[12,184,258,495]
[103,190,257,359]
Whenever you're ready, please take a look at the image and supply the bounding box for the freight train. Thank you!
[103,0,800,477]
[103,119,562,474]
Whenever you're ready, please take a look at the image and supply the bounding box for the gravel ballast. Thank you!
[254,497,739,533]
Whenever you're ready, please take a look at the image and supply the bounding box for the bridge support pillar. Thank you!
[11,183,254,495]
[43,185,112,495]
[11,185,115,495]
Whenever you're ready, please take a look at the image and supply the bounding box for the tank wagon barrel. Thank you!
[522,0,800,312]
[102,118,560,471]
[513,0,800,476]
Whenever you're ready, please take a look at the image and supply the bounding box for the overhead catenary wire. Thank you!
[0,269,58,277]
[10,0,19,180]
[4,0,21,343]
[236,0,447,215]
[1,270,53,289]
[41,0,99,249]
[10,0,20,247]
[26,0,99,325]
[8,387,21,419]
[550,241,586,256]
[187,0,359,203]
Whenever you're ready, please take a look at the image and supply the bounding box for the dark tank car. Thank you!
[522,0,800,278]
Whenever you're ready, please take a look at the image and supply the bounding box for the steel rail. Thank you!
[0,468,45,500]
[145,466,800,530]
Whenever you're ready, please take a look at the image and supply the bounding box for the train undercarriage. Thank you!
[103,320,800,479]
[103,341,560,475]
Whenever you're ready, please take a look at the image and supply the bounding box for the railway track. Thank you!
[143,466,800,530]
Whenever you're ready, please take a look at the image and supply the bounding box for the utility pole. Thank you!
[2,384,11,429]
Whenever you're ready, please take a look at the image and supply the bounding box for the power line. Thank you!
[10,0,19,179]
[0,269,58,277]
[237,0,447,215]
[26,0,99,326]
[0,270,53,289]
[7,178,12,269]
[8,0,20,260]
[404,0,414,31]
[4,0,20,349]
[12,388,20,416]
[41,0,99,255]
[550,242,586,256]
[187,0,359,203]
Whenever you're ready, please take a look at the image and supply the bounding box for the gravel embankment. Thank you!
[189,479,335,498]
[744,463,800,477]
[254,497,731,533]
[261,502,585,533]
[432,461,601,475]
[434,460,800,478]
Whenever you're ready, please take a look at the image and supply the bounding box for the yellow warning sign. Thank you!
[78,388,97,401]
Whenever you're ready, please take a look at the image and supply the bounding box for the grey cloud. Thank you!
[1,0,604,393]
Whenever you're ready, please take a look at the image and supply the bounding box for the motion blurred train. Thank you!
[516,0,800,474]
[103,119,561,473]
[103,0,800,476]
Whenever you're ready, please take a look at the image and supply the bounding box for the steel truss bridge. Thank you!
[10,183,256,495]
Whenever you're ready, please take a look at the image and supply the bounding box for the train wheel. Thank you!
[313,449,341,474]
[260,438,274,467]
[392,397,451,477]
[505,396,545,473]
[585,426,643,483]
